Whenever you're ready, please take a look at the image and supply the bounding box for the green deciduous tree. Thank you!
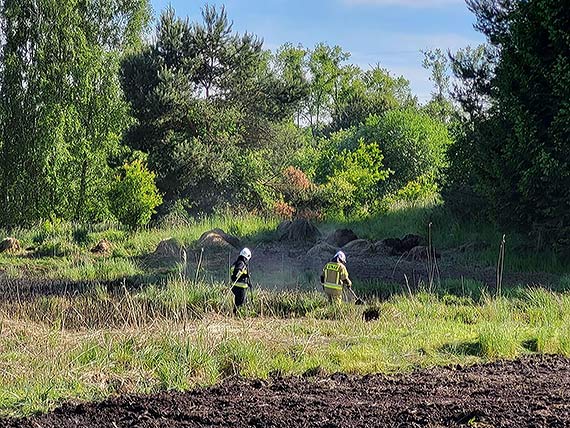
[421,48,456,122]
[331,109,451,193]
[330,65,416,132]
[0,0,150,226]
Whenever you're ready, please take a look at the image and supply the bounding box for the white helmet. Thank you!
[334,251,346,264]
[240,247,252,261]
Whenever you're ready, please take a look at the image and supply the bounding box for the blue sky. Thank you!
[149,0,485,101]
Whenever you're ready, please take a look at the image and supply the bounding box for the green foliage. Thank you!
[109,160,162,229]
[228,123,312,213]
[330,66,417,132]
[120,6,305,214]
[274,42,416,135]
[34,240,79,258]
[383,174,441,208]
[319,139,390,216]
[0,0,149,226]
[358,110,451,191]
[452,0,570,248]
[312,108,451,216]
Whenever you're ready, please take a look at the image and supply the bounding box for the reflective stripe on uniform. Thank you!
[231,266,249,288]
[230,265,248,279]
[323,263,341,287]
[325,263,340,272]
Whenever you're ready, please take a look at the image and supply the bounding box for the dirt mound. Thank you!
[197,229,240,250]
[383,233,426,255]
[372,240,391,255]
[306,242,338,264]
[153,238,183,258]
[325,229,358,247]
[0,237,20,253]
[4,355,569,428]
[278,219,321,243]
[90,239,111,255]
[341,239,374,255]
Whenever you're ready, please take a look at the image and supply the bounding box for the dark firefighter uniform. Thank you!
[230,255,251,314]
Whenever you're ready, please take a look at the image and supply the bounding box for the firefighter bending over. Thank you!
[320,251,352,304]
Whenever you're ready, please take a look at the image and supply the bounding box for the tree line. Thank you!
[0,0,568,250]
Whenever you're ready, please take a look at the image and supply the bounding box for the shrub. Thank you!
[339,109,451,192]
[273,201,295,220]
[109,160,163,229]
[280,166,315,206]
[315,138,391,217]
[383,174,441,207]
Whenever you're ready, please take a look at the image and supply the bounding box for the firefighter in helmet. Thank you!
[230,247,252,314]
[320,250,352,304]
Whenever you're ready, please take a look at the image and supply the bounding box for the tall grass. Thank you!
[1,210,569,416]
[1,280,569,417]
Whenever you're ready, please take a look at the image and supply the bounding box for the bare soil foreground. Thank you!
[3,355,569,428]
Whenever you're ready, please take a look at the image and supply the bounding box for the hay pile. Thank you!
[90,239,112,255]
[153,238,184,258]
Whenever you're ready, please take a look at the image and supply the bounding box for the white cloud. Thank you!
[344,0,464,8]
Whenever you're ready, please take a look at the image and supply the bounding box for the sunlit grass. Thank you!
[0,281,569,417]
[0,213,279,281]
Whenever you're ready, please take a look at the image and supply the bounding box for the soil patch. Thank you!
[306,242,338,265]
[3,355,569,427]
[383,234,426,255]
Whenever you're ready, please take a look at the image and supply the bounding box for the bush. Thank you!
[349,109,451,192]
[383,174,441,208]
[314,137,391,217]
[109,160,163,229]
[274,166,322,217]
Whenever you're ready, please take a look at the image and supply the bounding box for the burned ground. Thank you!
[187,238,559,295]
[3,355,569,428]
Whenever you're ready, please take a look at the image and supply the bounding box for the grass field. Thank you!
[1,206,569,417]
[0,278,569,417]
